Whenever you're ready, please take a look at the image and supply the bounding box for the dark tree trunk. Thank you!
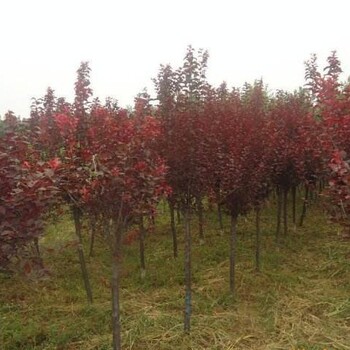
[139,216,146,279]
[230,214,238,295]
[89,215,97,258]
[276,187,282,243]
[33,237,41,258]
[283,188,288,236]
[184,205,192,333]
[169,201,178,258]
[216,186,224,233]
[299,185,309,227]
[177,208,181,225]
[319,180,323,193]
[31,237,44,270]
[292,185,296,229]
[72,207,93,304]
[255,207,261,272]
[151,214,155,227]
[111,223,123,350]
[218,202,224,233]
[197,196,205,244]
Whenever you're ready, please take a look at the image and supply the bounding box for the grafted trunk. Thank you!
[72,207,93,304]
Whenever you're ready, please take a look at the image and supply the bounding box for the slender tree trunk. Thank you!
[151,214,155,227]
[218,203,224,234]
[230,214,238,295]
[299,185,309,227]
[283,188,288,236]
[169,201,178,258]
[184,205,192,333]
[216,186,224,234]
[197,196,205,244]
[292,185,297,232]
[139,216,146,279]
[33,237,41,258]
[112,223,123,350]
[32,237,44,269]
[276,187,282,243]
[255,207,261,272]
[177,208,181,225]
[319,180,323,193]
[89,216,97,258]
[292,186,296,225]
[72,207,93,304]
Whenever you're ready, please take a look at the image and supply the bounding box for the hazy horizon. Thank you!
[1,0,350,118]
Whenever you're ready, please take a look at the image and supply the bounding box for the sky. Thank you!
[1,0,350,118]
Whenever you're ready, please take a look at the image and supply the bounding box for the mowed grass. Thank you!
[1,198,350,350]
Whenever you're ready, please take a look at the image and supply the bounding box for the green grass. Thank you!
[1,200,350,349]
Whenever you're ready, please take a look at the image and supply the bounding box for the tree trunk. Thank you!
[177,208,181,225]
[197,196,205,244]
[151,214,155,227]
[299,185,309,227]
[319,180,323,193]
[111,224,123,350]
[139,216,146,279]
[184,205,192,333]
[216,186,224,234]
[169,201,178,258]
[218,203,224,234]
[276,187,282,243]
[89,215,97,258]
[255,207,261,272]
[33,237,41,258]
[230,214,238,295]
[292,185,296,229]
[283,188,288,236]
[72,207,93,304]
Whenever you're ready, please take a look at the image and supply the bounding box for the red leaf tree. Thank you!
[202,81,271,293]
[154,46,211,333]
[305,52,350,231]
[0,116,58,270]
[81,107,168,350]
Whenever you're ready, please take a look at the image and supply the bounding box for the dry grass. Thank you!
[1,202,350,349]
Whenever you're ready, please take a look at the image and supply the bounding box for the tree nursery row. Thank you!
[1,47,350,349]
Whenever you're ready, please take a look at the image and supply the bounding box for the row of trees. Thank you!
[1,47,350,349]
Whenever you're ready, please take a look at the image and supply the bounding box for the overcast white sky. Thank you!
[1,0,350,118]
